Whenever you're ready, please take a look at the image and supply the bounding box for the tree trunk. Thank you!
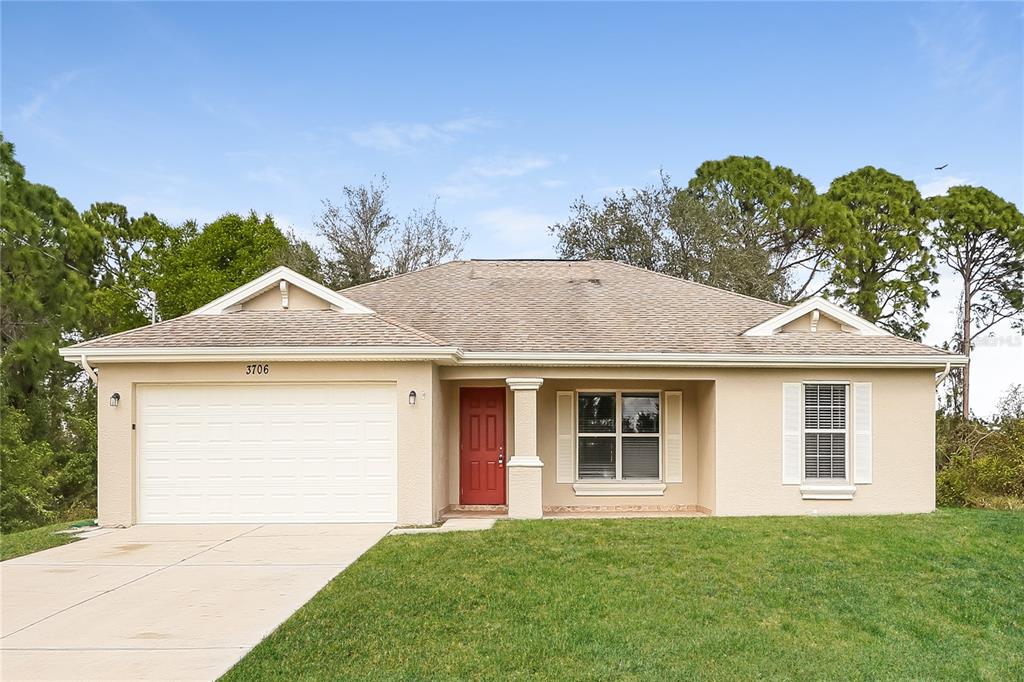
[961,283,971,419]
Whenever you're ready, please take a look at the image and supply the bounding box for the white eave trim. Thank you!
[190,266,374,315]
[743,297,889,337]
[59,346,966,367]
[58,345,462,363]
[455,351,967,368]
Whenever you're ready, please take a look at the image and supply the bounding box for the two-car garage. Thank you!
[136,383,398,523]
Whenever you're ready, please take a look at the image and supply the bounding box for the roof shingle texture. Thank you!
[342,260,947,356]
[70,260,949,356]
[68,310,446,349]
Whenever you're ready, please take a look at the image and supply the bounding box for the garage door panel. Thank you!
[138,384,397,523]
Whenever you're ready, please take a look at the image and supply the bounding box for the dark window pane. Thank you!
[622,393,660,433]
[622,437,660,479]
[804,384,846,430]
[578,437,616,479]
[804,432,846,479]
[578,393,616,433]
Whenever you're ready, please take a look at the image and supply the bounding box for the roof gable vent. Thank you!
[191,266,374,315]
[742,297,889,337]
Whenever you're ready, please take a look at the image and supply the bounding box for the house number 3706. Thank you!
[245,364,270,375]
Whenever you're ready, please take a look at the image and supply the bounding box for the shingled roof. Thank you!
[65,259,953,360]
[342,260,948,356]
[64,310,447,349]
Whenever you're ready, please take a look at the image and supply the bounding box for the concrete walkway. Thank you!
[0,523,392,681]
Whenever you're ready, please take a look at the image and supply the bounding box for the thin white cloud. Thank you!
[918,175,971,198]
[468,154,554,178]
[244,166,290,187]
[474,207,559,258]
[435,154,560,200]
[116,194,219,227]
[18,69,82,121]
[349,116,495,152]
[911,4,1013,109]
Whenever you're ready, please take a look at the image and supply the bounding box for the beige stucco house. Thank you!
[60,260,966,526]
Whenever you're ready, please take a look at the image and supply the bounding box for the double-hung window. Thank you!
[803,383,848,480]
[577,392,661,480]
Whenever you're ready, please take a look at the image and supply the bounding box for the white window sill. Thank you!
[573,482,667,496]
[800,484,856,500]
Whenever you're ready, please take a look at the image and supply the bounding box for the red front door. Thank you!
[460,387,506,505]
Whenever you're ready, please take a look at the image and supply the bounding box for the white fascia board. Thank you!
[743,297,889,337]
[191,266,373,315]
[59,346,965,368]
[58,345,462,363]
[456,351,967,368]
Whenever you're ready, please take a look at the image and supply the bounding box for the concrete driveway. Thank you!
[0,523,392,681]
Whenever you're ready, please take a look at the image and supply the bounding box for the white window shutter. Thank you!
[853,382,872,484]
[782,383,802,484]
[665,391,683,483]
[556,391,574,483]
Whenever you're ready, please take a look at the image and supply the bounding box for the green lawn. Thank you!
[224,510,1023,681]
[0,520,92,561]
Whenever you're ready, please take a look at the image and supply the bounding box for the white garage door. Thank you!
[138,383,397,523]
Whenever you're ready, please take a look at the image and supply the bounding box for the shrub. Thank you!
[936,408,1024,509]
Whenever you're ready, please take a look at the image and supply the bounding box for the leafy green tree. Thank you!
[153,212,318,319]
[81,202,175,338]
[668,190,787,301]
[550,174,674,273]
[929,186,1024,418]
[549,170,804,300]
[1,135,102,530]
[687,156,834,302]
[0,134,100,432]
[0,408,59,531]
[822,167,936,339]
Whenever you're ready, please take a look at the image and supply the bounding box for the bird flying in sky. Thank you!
[934,163,948,170]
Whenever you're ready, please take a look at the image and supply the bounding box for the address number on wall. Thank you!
[245,364,270,375]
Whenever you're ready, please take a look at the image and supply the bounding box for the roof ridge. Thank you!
[593,260,790,312]
[369,312,450,346]
[339,260,466,294]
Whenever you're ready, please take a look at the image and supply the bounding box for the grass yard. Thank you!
[224,510,1023,681]
[0,520,92,561]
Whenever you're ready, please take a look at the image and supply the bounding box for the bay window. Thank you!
[577,392,661,480]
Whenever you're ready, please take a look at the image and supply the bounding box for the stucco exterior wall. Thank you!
[781,312,843,332]
[712,367,937,516]
[440,365,938,516]
[241,286,330,311]
[430,365,449,519]
[93,360,437,527]
[93,361,938,526]
[694,381,717,512]
[536,379,705,508]
[441,369,713,510]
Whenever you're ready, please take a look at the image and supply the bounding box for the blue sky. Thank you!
[3,2,1022,415]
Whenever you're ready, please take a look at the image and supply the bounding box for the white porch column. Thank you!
[506,377,544,519]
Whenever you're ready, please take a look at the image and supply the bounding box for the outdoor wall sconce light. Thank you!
[109,392,121,407]
[408,390,417,406]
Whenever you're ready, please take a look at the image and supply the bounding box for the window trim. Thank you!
[575,389,663,483]
[801,381,850,484]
